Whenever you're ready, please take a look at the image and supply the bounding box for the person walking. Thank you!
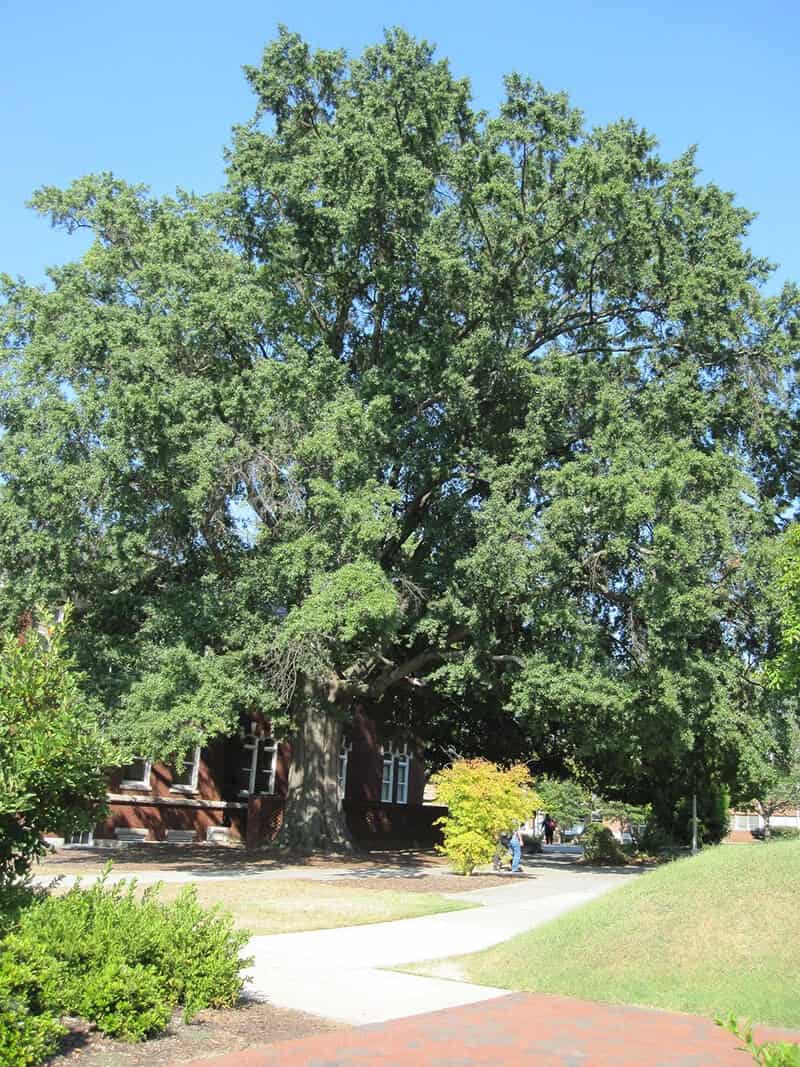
[543,814,555,845]
[509,824,523,874]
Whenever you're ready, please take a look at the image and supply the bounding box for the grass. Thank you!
[409,842,800,1029]
[104,878,475,935]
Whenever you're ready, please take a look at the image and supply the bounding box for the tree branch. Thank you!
[367,648,464,700]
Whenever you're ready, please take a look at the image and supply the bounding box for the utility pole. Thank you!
[691,793,698,855]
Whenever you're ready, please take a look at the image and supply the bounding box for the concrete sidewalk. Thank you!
[243,862,638,1024]
[185,992,800,1067]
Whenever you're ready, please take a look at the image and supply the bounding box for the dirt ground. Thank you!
[37,844,448,876]
[46,1000,341,1067]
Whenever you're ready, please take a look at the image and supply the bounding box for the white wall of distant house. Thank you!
[733,809,800,831]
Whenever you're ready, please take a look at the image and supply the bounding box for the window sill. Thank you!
[169,785,198,795]
[120,783,152,791]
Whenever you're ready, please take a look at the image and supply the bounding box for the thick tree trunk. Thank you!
[277,687,353,852]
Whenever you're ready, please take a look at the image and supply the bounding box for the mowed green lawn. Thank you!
[131,878,475,935]
[435,843,800,1028]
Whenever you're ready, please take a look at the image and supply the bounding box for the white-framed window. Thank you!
[65,830,93,847]
[381,753,394,803]
[396,753,409,805]
[237,735,277,796]
[121,756,152,789]
[734,812,760,831]
[170,746,201,793]
[381,743,411,805]
[338,739,352,798]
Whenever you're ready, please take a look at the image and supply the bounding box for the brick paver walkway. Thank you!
[184,993,799,1067]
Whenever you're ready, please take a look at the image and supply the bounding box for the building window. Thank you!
[170,747,201,793]
[65,830,93,847]
[381,753,394,803]
[121,757,152,789]
[396,753,409,805]
[237,735,277,796]
[381,744,411,805]
[338,740,352,798]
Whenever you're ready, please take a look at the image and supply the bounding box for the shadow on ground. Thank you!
[521,852,649,878]
[37,844,451,878]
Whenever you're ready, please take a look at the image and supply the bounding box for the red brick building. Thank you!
[73,711,440,848]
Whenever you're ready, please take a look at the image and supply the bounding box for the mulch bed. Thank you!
[38,845,534,894]
[45,1000,341,1067]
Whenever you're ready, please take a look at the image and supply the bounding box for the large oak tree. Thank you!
[2,29,798,846]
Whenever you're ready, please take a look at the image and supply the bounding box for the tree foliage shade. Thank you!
[1,28,799,844]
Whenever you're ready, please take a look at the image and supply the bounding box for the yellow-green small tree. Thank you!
[433,760,537,875]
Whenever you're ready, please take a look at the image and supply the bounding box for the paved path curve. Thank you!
[243,859,639,1024]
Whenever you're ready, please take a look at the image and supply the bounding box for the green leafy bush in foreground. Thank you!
[718,1015,800,1066]
[0,871,252,1060]
[0,937,66,1066]
[72,962,172,1042]
[0,1000,65,1067]
[0,881,43,929]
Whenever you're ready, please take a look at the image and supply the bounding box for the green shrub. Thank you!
[718,1014,800,1065]
[3,871,251,1048]
[638,821,679,854]
[703,786,731,845]
[157,888,253,1017]
[0,881,42,932]
[769,827,800,840]
[0,934,63,1017]
[0,1002,64,1067]
[74,962,172,1042]
[0,942,64,1067]
[581,824,627,865]
[752,827,800,841]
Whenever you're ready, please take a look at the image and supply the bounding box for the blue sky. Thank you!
[2,0,798,291]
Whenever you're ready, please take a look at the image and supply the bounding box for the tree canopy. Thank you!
[1,28,799,844]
